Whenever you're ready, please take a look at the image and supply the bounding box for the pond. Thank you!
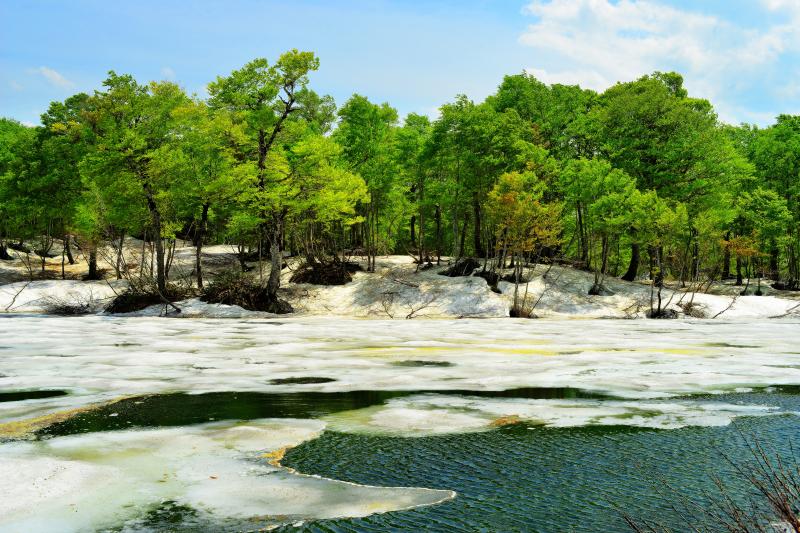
[1,316,798,532]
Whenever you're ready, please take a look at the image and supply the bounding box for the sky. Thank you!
[1,0,799,127]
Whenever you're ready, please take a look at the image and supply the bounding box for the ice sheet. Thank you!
[0,419,454,532]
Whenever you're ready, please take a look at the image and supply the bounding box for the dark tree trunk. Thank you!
[600,235,609,275]
[473,196,484,257]
[64,234,75,265]
[621,242,640,281]
[196,203,209,289]
[88,250,98,280]
[458,216,467,259]
[0,242,11,260]
[267,210,286,299]
[722,231,731,279]
[115,231,125,280]
[410,215,416,245]
[654,247,664,314]
[769,240,779,281]
[735,256,743,286]
[434,204,442,265]
[143,183,166,294]
[577,203,589,265]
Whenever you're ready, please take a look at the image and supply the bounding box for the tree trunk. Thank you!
[577,203,589,265]
[735,256,743,286]
[0,242,11,260]
[115,231,125,280]
[473,196,484,257]
[458,216,468,259]
[88,249,98,280]
[691,238,700,281]
[655,247,664,315]
[196,203,209,289]
[722,231,731,279]
[600,235,609,276]
[769,240,779,281]
[266,212,284,299]
[410,215,416,246]
[64,234,75,265]
[143,183,166,294]
[621,242,640,281]
[434,204,442,265]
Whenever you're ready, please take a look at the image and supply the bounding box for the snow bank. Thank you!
[497,263,800,319]
[2,255,797,319]
[118,297,273,318]
[0,280,126,314]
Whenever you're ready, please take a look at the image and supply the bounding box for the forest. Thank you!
[1,49,798,315]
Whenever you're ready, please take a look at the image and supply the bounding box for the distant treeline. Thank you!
[1,50,798,299]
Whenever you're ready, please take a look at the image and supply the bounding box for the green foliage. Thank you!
[3,54,798,293]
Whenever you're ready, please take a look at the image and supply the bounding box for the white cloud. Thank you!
[33,66,74,88]
[161,66,176,80]
[9,80,24,91]
[518,0,799,124]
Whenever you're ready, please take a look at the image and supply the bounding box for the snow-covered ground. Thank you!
[2,253,798,319]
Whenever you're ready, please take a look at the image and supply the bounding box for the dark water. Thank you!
[0,389,67,402]
[39,387,614,437]
[30,388,800,532]
[280,412,799,532]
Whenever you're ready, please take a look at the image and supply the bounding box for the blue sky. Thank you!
[1,0,799,127]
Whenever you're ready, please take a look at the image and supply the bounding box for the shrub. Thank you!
[105,283,192,314]
[201,270,293,313]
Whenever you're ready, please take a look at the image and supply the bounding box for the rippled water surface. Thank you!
[0,316,798,532]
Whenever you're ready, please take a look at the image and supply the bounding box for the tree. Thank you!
[591,72,749,283]
[487,171,562,316]
[559,158,641,293]
[208,50,321,300]
[733,188,792,294]
[750,115,800,285]
[82,72,189,293]
[334,94,398,271]
[0,119,35,260]
[150,100,249,288]
[395,113,431,265]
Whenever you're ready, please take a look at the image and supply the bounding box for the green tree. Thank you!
[334,94,398,271]
[592,72,748,283]
[487,171,562,315]
[82,72,189,293]
[208,50,321,299]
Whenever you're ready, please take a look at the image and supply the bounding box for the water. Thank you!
[0,316,799,532]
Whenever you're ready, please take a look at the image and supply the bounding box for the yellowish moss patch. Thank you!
[0,396,135,440]
[489,414,524,427]
[261,446,291,467]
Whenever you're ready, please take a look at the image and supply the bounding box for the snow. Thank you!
[2,255,797,319]
[120,297,270,318]
[1,316,799,422]
[0,280,126,313]
[1,315,798,529]
[324,395,784,436]
[0,419,454,532]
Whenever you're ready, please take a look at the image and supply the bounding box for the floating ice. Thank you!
[1,316,799,415]
[0,419,455,532]
[323,395,787,436]
[1,316,798,529]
